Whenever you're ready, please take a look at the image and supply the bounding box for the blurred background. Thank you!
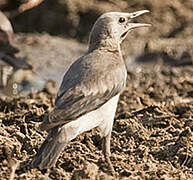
[0,0,192,96]
[3,0,193,40]
[0,1,193,179]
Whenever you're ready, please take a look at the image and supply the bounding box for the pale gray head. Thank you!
[88,10,151,52]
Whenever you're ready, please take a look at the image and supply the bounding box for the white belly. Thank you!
[63,94,120,141]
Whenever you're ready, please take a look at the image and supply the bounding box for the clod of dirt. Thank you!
[0,64,192,179]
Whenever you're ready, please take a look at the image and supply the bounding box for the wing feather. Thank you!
[40,51,126,131]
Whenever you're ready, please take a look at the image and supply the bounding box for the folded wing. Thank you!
[40,52,126,131]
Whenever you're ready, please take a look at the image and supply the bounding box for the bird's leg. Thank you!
[102,130,115,174]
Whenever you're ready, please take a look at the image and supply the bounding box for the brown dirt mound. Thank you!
[0,65,192,179]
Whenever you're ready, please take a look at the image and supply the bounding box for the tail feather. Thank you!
[31,127,66,170]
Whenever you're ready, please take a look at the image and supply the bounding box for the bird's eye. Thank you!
[119,17,126,23]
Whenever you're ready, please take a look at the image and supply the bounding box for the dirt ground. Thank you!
[0,0,193,179]
[0,64,193,179]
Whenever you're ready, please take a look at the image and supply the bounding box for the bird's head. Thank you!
[88,10,151,52]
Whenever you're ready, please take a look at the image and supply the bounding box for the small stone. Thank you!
[14,132,26,142]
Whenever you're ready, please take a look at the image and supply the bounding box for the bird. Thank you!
[31,10,151,173]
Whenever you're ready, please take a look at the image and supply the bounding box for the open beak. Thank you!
[127,10,151,29]
[120,10,151,40]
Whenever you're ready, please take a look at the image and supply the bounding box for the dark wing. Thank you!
[40,52,127,131]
